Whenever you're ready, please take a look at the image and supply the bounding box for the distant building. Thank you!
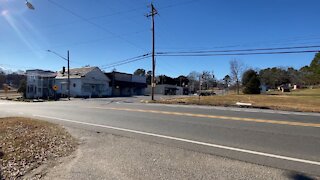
[55,67,111,98]
[105,71,147,97]
[26,69,56,99]
[260,84,268,93]
[145,84,186,95]
[278,84,290,92]
[293,84,300,90]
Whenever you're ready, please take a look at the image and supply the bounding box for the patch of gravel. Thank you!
[0,117,77,180]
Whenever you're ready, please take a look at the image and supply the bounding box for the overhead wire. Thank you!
[4,1,320,71]
[157,45,320,54]
[156,0,201,11]
[47,0,146,51]
[100,53,151,69]
[156,50,320,57]
[157,36,320,52]
[99,46,320,70]
[100,55,151,69]
[40,3,147,30]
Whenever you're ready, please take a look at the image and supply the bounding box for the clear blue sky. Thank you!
[1,0,320,79]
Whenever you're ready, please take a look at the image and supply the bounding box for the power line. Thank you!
[100,53,150,67]
[157,45,320,54]
[2,28,150,57]
[86,6,146,21]
[100,55,151,69]
[156,0,200,11]
[40,4,147,30]
[157,36,320,52]
[156,50,320,57]
[100,53,151,69]
[47,0,145,51]
[104,55,150,68]
[99,48,320,70]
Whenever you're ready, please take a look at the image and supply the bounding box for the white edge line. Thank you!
[33,114,320,166]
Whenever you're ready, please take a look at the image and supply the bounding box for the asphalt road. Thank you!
[0,98,320,176]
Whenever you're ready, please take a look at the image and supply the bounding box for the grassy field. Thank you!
[156,88,320,113]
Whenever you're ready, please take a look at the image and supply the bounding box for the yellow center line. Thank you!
[93,107,320,128]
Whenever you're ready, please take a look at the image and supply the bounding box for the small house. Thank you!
[26,69,56,99]
[55,67,111,98]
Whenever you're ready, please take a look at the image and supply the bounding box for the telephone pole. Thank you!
[47,49,70,100]
[67,50,70,100]
[147,3,158,101]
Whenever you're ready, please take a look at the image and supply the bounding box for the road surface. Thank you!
[0,98,319,177]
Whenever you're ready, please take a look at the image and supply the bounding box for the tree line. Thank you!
[0,70,26,89]
[230,52,320,94]
[134,52,320,95]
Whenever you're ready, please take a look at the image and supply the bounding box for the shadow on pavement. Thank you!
[288,172,316,180]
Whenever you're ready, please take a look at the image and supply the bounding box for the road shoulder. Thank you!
[42,126,317,180]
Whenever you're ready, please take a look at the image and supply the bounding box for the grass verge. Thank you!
[154,88,320,113]
[0,117,77,179]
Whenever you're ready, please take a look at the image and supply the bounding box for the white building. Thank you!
[145,84,184,95]
[55,67,111,98]
[26,69,56,99]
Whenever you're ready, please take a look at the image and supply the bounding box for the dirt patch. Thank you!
[0,117,77,179]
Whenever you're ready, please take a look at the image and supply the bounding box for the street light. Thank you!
[47,50,70,100]
[26,0,35,10]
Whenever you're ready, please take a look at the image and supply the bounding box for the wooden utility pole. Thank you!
[67,50,70,100]
[47,49,70,100]
[198,75,202,103]
[147,3,158,101]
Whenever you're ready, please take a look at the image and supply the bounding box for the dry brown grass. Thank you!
[156,88,320,113]
[0,117,77,179]
[0,90,22,99]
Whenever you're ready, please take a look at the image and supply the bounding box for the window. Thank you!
[73,83,76,88]
[29,85,33,93]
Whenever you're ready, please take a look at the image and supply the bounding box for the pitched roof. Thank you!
[56,66,97,78]
[26,69,57,77]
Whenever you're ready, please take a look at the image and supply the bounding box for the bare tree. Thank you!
[230,59,244,95]
[201,71,217,90]
[187,71,201,93]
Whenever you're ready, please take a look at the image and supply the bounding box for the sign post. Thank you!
[3,84,9,99]
[52,85,58,91]
[52,85,58,100]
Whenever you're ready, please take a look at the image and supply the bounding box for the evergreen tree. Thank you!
[242,69,261,94]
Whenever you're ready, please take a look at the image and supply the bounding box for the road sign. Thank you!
[52,85,59,91]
